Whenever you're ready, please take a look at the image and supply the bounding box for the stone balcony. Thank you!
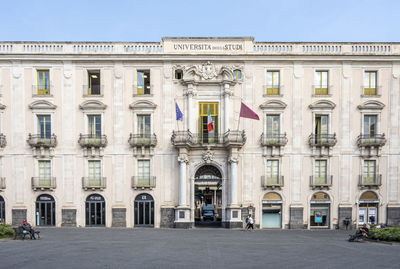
[128,133,157,156]
[359,174,382,189]
[171,130,246,149]
[357,134,386,156]
[0,133,6,148]
[27,134,57,148]
[82,177,106,191]
[260,133,288,147]
[131,176,156,190]
[308,134,337,147]
[31,177,56,191]
[0,177,5,190]
[261,175,284,189]
[78,134,107,157]
[310,175,333,190]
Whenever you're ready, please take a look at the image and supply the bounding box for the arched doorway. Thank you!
[359,191,379,225]
[262,192,282,228]
[134,193,154,227]
[85,194,105,226]
[0,195,5,223]
[36,194,55,226]
[310,192,330,228]
[194,165,222,226]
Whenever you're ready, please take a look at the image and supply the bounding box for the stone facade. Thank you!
[61,209,77,227]
[111,208,126,227]
[12,209,26,226]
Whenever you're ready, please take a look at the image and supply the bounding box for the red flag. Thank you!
[240,102,259,120]
[207,107,214,132]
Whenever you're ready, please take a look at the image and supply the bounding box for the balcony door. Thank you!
[38,160,51,186]
[364,115,377,137]
[137,115,151,143]
[88,115,101,137]
[199,102,218,143]
[363,160,376,184]
[266,115,280,143]
[37,115,51,139]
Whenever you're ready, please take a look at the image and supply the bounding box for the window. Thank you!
[363,160,376,183]
[38,160,51,185]
[266,160,279,184]
[37,70,50,95]
[137,70,150,95]
[88,160,101,185]
[87,70,101,95]
[233,69,242,80]
[174,69,183,80]
[315,160,327,184]
[364,71,377,95]
[199,102,218,143]
[138,160,150,186]
[137,115,151,143]
[266,114,280,143]
[314,71,328,95]
[315,115,328,136]
[37,115,51,138]
[363,115,377,137]
[88,115,101,137]
[267,71,280,95]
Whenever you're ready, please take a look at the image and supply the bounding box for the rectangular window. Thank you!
[137,70,150,95]
[88,115,101,137]
[314,71,328,95]
[363,115,377,137]
[39,160,51,186]
[364,71,377,95]
[363,160,376,183]
[88,70,101,95]
[267,71,280,95]
[88,160,101,186]
[138,160,150,186]
[315,160,327,184]
[266,160,279,184]
[266,114,280,143]
[199,102,218,143]
[315,115,328,135]
[37,115,51,138]
[37,70,50,95]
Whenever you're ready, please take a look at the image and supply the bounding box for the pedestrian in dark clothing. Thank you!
[22,220,36,239]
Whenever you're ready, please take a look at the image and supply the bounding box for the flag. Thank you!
[175,102,183,121]
[239,102,259,120]
[207,107,214,132]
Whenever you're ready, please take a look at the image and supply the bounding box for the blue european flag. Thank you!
[175,102,183,121]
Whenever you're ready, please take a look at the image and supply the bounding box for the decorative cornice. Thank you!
[309,100,336,110]
[260,100,287,110]
[357,100,385,110]
[129,100,157,110]
[79,100,107,110]
[29,100,57,110]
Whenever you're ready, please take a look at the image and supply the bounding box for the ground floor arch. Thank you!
[134,193,154,227]
[310,192,330,228]
[36,194,55,226]
[262,192,282,228]
[85,194,105,226]
[358,191,379,225]
[0,195,5,223]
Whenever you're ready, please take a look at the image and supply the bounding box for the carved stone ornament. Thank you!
[178,155,189,163]
[202,148,214,164]
[64,70,72,79]
[182,61,242,82]
[228,156,239,164]
[198,61,217,79]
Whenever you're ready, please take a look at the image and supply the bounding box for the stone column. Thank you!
[185,84,196,132]
[178,154,188,206]
[224,151,242,228]
[223,83,232,133]
[229,156,238,205]
[174,150,192,228]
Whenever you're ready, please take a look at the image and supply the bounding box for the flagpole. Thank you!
[174,98,179,132]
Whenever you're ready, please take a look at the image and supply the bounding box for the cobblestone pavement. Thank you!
[0,228,399,269]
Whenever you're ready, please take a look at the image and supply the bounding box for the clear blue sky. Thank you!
[1,0,399,42]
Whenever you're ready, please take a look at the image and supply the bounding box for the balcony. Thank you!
[31,177,56,191]
[359,174,382,188]
[310,175,333,189]
[308,134,337,147]
[171,130,246,149]
[27,134,57,148]
[78,134,108,148]
[82,177,106,190]
[260,133,288,147]
[261,175,284,189]
[131,176,156,189]
[357,134,386,147]
[128,134,157,147]
[0,177,5,190]
[0,133,6,148]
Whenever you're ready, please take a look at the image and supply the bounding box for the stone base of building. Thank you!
[289,206,304,229]
[174,222,193,229]
[387,207,400,226]
[12,209,27,226]
[160,207,175,228]
[61,209,77,227]
[174,206,192,228]
[112,208,126,227]
[222,221,243,229]
[338,206,353,230]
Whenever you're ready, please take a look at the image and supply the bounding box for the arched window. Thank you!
[36,194,55,226]
[85,194,105,226]
[134,193,154,227]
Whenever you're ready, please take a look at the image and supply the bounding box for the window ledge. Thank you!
[32,94,54,98]
[263,94,283,98]
[312,94,332,97]
[133,94,154,97]
[361,94,381,98]
[83,94,104,98]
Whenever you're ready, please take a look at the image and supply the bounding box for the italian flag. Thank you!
[207,107,214,132]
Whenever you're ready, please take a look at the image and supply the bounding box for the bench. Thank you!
[13,227,40,240]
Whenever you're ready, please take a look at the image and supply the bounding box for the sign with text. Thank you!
[163,38,251,54]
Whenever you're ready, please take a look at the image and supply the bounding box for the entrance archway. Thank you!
[262,192,282,228]
[359,191,379,225]
[310,192,331,228]
[194,165,222,227]
[0,195,5,223]
[85,194,105,226]
[36,194,55,226]
[134,193,154,227]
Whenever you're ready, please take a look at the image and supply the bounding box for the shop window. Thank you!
[88,70,101,95]
[310,192,330,228]
[267,71,280,95]
[175,69,183,80]
[137,70,151,95]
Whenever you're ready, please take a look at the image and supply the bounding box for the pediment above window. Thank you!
[79,100,107,111]
[29,100,57,110]
[0,103,5,110]
[129,100,157,111]
[308,100,336,110]
[357,100,385,110]
[259,100,287,110]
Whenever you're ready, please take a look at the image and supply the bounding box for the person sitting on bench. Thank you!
[22,220,36,240]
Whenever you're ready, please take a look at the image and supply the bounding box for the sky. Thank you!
[0,0,399,42]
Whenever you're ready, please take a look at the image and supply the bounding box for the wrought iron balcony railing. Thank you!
[261,175,284,188]
[171,130,246,148]
[0,133,6,148]
[27,134,57,148]
[78,134,108,148]
[310,175,333,188]
[359,174,382,187]
[31,177,56,190]
[82,177,106,190]
[128,134,157,147]
[308,134,337,147]
[260,133,288,146]
[0,177,5,190]
[131,176,156,189]
[357,134,386,147]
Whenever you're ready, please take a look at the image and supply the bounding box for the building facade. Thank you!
[0,37,399,229]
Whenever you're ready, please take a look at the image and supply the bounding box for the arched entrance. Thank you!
[262,192,282,228]
[134,193,154,227]
[36,194,55,226]
[85,194,105,226]
[358,191,379,225]
[310,192,330,228]
[194,165,222,226]
[0,195,5,223]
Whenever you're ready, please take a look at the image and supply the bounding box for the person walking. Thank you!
[246,214,254,230]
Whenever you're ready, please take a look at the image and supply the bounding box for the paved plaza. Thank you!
[0,228,399,269]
